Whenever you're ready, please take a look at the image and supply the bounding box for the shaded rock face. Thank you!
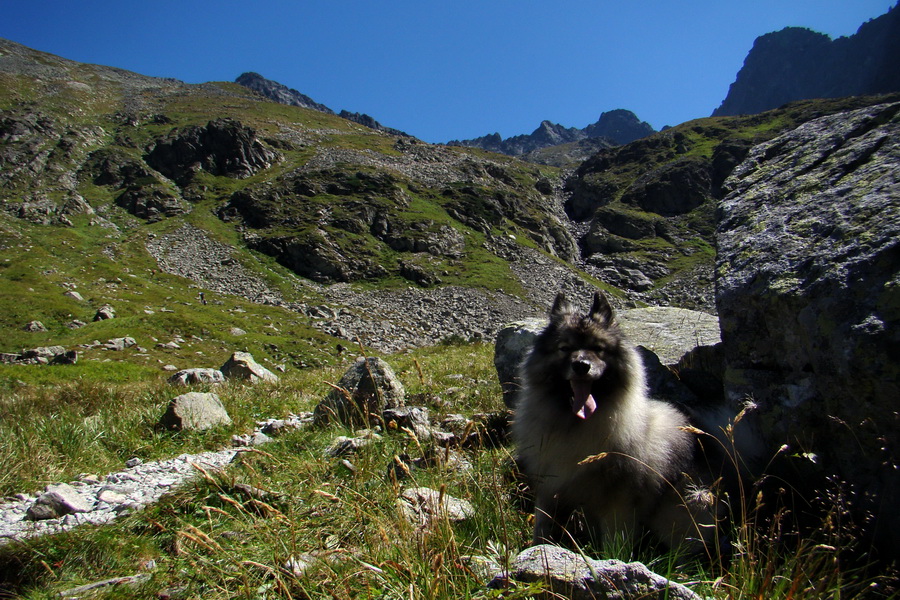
[145,118,281,184]
[715,102,900,556]
[713,6,900,117]
[620,156,712,216]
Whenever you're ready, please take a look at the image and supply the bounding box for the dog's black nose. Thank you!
[571,360,590,376]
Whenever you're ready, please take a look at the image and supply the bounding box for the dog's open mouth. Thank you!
[570,379,597,420]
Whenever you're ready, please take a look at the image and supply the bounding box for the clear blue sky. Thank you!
[2,1,895,143]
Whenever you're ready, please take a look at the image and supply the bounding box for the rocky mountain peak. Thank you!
[235,71,335,114]
[447,110,655,159]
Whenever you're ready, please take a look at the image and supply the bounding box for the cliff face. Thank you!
[713,4,900,116]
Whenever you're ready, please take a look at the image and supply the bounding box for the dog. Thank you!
[512,291,718,552]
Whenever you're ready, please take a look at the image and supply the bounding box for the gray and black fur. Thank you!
[512,291,718,551]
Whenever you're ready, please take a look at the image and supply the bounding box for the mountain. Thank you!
[713,3,900,116]
[446,109,655,160]
[234,71,335,114]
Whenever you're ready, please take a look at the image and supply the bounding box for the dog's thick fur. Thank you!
[512,291,716,551]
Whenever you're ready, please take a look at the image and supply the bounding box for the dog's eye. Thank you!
[592,346,606,354]
[558,345,573,354]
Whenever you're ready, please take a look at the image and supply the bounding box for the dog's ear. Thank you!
[550,293,574,320]
[589,291,614,326]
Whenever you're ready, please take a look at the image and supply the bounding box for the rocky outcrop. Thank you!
[234,72,334,114]
[447,109,655,157]
[715,102,900,556]
[713,5,900,117]
[144,118,281,184]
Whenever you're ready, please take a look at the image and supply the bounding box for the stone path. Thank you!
[0,449,238,546]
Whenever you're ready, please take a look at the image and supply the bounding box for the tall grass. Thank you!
[0,343,894,599]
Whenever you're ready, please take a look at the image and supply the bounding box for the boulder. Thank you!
[715,102,900,556]
[490,544,700,600]
[314,357,405,427]
[159,392,232,431]
[220,351,279,383]
[23,320,47,332]
[104,337,136,351]
[25,483,94,521]
[167,368,226,386]
[93,304,115,321]
[493,318,544,408]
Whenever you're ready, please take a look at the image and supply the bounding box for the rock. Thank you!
[620,156,713,216]
[167,368,225,386]
[314,357,405,426]
[491,544,700,600]
[382,406,432,440]
[145,118,281,184]
[104,337,136,351]
[93,304,115,321]
[50,350,78,365]
[398,487,474,527]
[65,319,87,329]
[25,483,93,521]
[229,327,247,336]
[63,290,84,301]
[616,307,721,365]
[325,431,381,457]
[493,318,544,408]
[220,351,279,384]
[21,345,66,360]
[159,392,232,431]
[23,320,46,332]
[715,102,900,557]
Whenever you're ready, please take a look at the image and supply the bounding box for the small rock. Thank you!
[25,483,94,521]
[23,320,47,332]
[399,486,474,527]
[93,304,116,321]
[167,368,225,386]
[220,351,279,383]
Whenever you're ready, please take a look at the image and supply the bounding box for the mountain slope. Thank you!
[0,37,589,368]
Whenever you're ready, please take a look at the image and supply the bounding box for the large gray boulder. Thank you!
[715,102,900,555]
[491,544,700,600]
[159,392,232,431]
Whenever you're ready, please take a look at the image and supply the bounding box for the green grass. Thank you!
[0,344,893,599]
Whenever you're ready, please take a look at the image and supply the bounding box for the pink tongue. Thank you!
[570,380,597,420]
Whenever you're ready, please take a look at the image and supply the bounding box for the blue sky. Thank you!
[2,1,895,143]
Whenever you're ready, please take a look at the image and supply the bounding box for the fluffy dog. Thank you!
[512,291,717,552]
